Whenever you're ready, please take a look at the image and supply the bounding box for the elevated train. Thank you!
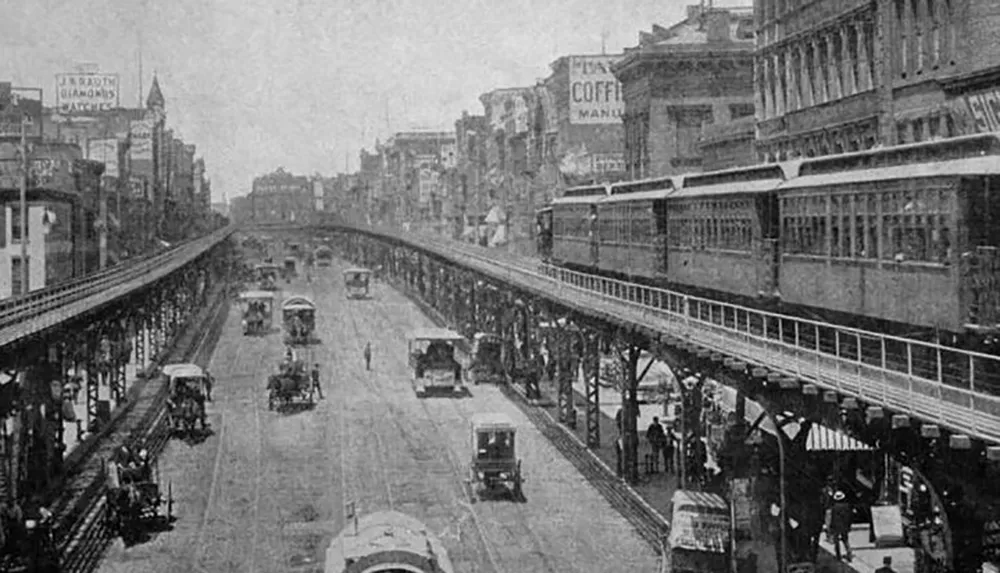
[537,133,1000,349]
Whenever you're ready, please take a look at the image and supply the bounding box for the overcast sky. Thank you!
[0,0,749,202]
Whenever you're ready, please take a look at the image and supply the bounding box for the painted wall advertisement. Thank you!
[87,138,120,179]
[56,73,120,114]
[0,147,74,190]
[568,56,624,125]
[0,84,43,140]
[129,119,154,161]
[485,90,529,133]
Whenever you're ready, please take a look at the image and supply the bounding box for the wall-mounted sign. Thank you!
[568,56,624,125]
[56,73,120,114]
[129,119,154,161]
[0,84,43,140]
[87,138,120,179]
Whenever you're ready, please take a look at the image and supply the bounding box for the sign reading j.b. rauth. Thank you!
[56,73,119,114]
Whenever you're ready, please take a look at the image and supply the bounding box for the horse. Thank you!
[177,396,201,435]
[107,482,143,538]
[267,372,311,410]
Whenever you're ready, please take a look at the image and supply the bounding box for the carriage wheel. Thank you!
[103,495,118,533]
[167,482,174,519]
[513,461,523,499]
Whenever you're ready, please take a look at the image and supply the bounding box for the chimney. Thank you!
[706,10,731,43]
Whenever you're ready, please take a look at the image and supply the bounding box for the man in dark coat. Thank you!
[311,364,324,399]
[827,490,853,561]
[645,417,666,473]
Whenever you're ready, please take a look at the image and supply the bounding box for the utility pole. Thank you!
[19,114,29,294]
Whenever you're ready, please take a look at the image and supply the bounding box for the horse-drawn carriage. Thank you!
[469,333,506,385]
[103,445,173,541]
[0,503,59,572]
[240,290,275,335]
[408,329,466,398]
[267,357,315,410]
[282,296,317,345]
[343,268,372,299]
[467,413,523,500]
[255,263,282,290]
[163,363,212,437]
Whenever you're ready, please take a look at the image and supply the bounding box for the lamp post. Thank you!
[19,113,29,295]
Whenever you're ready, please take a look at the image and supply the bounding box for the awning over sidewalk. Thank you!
[806,425,874,452]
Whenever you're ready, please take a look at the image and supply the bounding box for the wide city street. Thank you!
[95,259,661,573]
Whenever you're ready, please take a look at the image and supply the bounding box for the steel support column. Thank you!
[582,330,601,448]
[555,320,579,429]
[615,329,641,484]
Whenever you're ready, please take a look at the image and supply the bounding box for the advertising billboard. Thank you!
[568,56,624,125]
[0,146,76,190]
[0,84,43,140]
[129,119,154,160]
[87,138,120,179]
[56,73,120,114]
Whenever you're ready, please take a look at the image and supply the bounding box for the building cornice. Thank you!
[940,63,1000,94]
[612,48,754,81]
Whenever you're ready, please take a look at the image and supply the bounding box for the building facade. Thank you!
[754,0,880,161]
[0,144,102,297]
[541,55,627,189]
[378,132,455,226]
[249,168,314,224]
[614,5,756,178]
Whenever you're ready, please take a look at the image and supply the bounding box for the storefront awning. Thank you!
[806,425,873,452]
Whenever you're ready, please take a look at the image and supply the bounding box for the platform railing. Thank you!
[385,228,1000,444]
[0,225,235,338]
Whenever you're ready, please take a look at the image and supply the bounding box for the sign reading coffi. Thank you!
[568,55,624,125]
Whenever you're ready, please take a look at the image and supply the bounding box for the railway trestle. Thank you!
[0,239,233,511]
[322,226,1000,573]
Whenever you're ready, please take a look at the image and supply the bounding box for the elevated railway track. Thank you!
[0,225,237,349]
[259,222,1000,446]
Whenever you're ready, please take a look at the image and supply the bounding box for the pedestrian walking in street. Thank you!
[311,363,324,399]
[827,490,854,562]
[363,342,372,371]
[663,424,675,474]
[875,556,896,573]
[645,417,666,474]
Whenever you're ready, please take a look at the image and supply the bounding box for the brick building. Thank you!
[452,112,488,238]
[754,0,880,160]
[614,5,756,178]
[378,131,455,226]
[886,0,1000,143]
[0,143,102,297]
[249,168,314,224]
[540,55,627,189]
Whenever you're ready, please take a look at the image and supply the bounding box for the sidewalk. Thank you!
[511,372,876,573]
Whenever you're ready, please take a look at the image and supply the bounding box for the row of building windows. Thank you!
[758,15,875,120]
[759,122,878,163]
[598,203,654,245]
[895,0,957,79]
[623,112,651,180]
[552,207,593,239]
[780,184,953,263]
[666,199,756,251]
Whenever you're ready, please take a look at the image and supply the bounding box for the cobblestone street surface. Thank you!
[96,259,661,573]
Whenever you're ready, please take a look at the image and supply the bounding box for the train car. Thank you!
[776,133,1000,334]
[324,510,454,573]
[663,164,789,300]
[595,175,676,278]
[550,183,609,269]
